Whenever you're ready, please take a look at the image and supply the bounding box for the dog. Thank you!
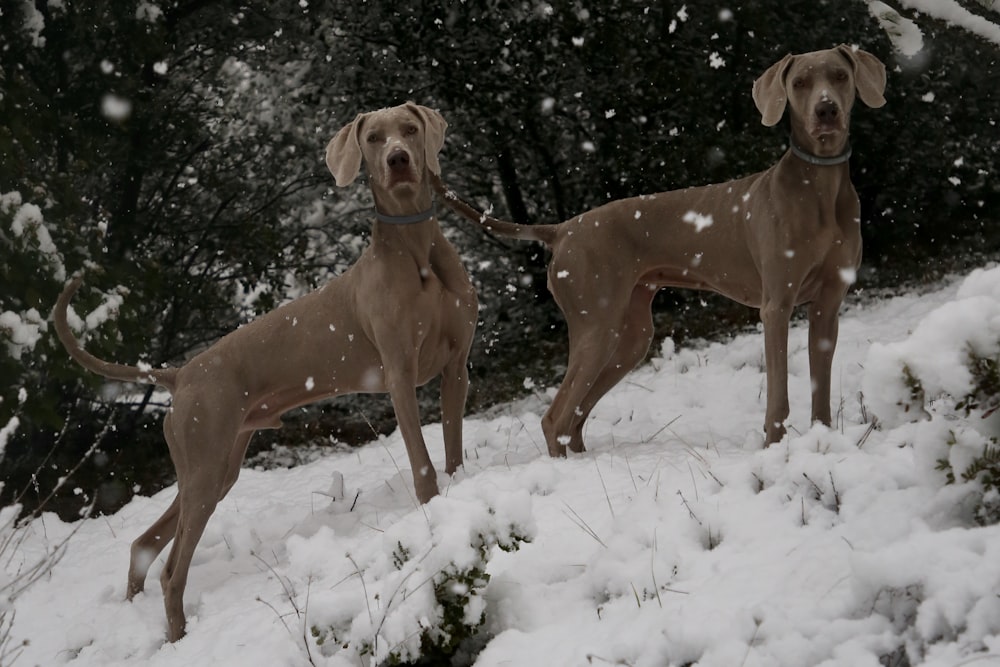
[53,102,478,641]
[434,46,886,454]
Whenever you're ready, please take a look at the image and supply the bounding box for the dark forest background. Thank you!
[2,1,998,519]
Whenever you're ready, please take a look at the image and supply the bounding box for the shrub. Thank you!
[306,493,534,665]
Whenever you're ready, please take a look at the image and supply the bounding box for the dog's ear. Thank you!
[753,53,795,127]
[326,113,366,187]
[837,44,887,109]
[405,102,447,176]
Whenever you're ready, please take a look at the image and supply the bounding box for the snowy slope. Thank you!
[8,266,1000,667]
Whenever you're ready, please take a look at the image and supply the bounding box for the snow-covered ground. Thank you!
[7,265,1000,667]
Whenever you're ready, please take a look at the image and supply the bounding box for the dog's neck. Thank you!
[789,135,852,166]
[374,204,436,225]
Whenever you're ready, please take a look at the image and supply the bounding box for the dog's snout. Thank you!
[387,148,411,170]
[815,100,839,123]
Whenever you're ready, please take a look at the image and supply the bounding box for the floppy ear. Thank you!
[752,53,795,127]
[837,44,887,109]
[326,113,366,187]
[405,102,447,175]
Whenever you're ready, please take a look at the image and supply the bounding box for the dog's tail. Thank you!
[53,274,178,390]
[432,173,558,246]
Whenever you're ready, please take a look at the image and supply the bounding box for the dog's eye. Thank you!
[366,133,379,144]
[834,70,849,82]
[791,77,805,89]
[404,125,418,136]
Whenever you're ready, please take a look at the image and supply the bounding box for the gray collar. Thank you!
[375,204,436,225]
[789,136,852,166]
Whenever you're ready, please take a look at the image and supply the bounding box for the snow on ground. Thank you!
[8,266,1000,667]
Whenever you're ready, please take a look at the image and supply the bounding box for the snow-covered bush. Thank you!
[297,489,535,665]
[1,191,63,460]
[863,266,1000,525]
[0,192,62,377]
[0,191,96,665]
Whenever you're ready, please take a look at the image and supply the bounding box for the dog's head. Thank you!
[752,46,886,153]
[325,102,447,192]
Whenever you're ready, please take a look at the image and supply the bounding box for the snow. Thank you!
[898,0,1000,47]
[683,210,714,232]
[0,309,46,360]
[0,416,18,460]
[7,195,65,282]
[101,94,134,122]
[135,1,163,23]
[18,0,46,47]
[867,1,1000,53]
[868,1,924,56]
[8,266,1000,666]
[863,266,1000,429]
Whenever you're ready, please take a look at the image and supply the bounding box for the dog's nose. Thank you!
[815,100,839,123]
[387,148,411,170]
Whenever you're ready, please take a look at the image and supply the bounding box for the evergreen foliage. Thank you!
[2,1,998,517]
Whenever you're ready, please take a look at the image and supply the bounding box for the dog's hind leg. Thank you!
[544,285,657,456]
[127,495,179,600]
[541,322,622,457]
[160,477,221,641]
[125,420,252,603]
[158,398,238,641]
[127,409,185,600]
[573,285,658,437]
[220,430,254,499]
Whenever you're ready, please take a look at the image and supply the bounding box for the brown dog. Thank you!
[436,46,885,454]
[54,103,478,641]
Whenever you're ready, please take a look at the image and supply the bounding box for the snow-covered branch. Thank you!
[868,0,1000,51]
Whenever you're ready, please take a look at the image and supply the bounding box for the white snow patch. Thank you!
[1,305,40,360]
[136,1,163,22]
[0,416,19,459]
[869,1,925,55]
[682,210,714,232]
[898,0,1000,47]
[20,0,46,46]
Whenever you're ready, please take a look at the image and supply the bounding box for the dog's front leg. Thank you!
[807,282,848,428]
[760,294,794,444]
[384,364,439,504]
[439,356,470,476]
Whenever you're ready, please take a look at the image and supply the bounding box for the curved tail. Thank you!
[53,274,178,390]
[432,173,558,246]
